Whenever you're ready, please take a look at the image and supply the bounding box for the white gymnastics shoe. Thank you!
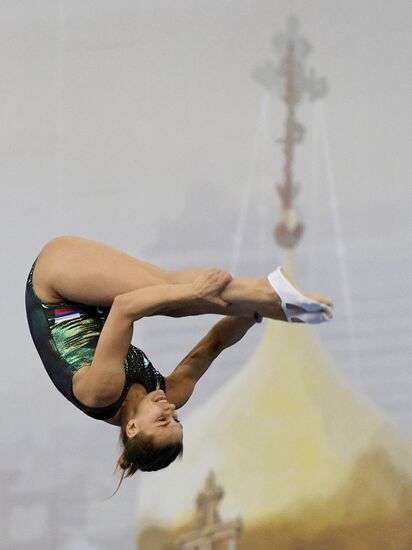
[267,267,333,324]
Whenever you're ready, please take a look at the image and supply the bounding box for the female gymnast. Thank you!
[25,236,332,481]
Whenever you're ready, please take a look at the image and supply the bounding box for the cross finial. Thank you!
[253,16,328,249]
[196,472,223,529]
[177,472,242,550]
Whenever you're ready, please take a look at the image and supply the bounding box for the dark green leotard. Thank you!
[25,262,165,420]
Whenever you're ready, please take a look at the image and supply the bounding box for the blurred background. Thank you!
[1,1,411,548]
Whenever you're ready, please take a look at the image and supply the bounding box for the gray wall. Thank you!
[1,1,411,548]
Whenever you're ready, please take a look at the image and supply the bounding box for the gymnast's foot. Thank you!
[265,267,333,324]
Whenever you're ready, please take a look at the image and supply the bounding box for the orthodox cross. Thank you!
[176,472,242,550]
[254,16,327,248]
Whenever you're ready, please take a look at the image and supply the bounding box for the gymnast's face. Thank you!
[127,389,183,446]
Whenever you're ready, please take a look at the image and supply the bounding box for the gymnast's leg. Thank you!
[33,236,176,304]
[32,236,331,320]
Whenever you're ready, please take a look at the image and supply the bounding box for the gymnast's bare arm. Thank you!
[72,270,232,408]
[165,316,259,409]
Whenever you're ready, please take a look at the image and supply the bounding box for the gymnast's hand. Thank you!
[192,268,232,308]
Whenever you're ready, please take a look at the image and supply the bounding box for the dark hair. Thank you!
[116,430,183,483]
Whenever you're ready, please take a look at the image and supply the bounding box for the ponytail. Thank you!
[112,430,183,494]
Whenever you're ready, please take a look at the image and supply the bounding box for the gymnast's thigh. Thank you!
[32,235,172,305]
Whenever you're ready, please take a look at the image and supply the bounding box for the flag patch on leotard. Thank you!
[54,308,81,324]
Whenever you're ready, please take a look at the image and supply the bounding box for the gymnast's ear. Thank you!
[125,419,139,438]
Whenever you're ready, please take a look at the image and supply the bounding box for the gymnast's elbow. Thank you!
[111,294,133,321]
[111,293,147,322]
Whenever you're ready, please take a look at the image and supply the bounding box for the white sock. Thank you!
[267,267,332,324]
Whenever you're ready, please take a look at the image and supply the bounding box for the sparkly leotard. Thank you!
[25,262,165,421]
